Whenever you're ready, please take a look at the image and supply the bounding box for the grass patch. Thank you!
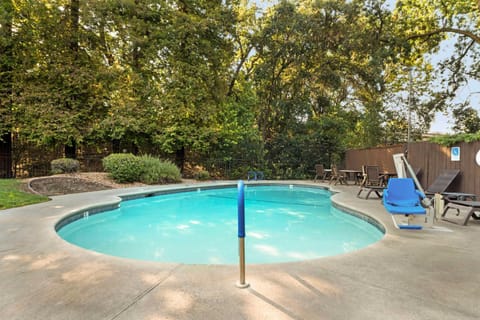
[0,179,49,210]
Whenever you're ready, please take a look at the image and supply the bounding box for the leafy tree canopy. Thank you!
[2,0,480,178]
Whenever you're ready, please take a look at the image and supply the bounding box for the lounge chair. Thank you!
[423,169,477,212]
[424,169,460,195]
[313,164,328,182]
[357,165,385,199]
[441,199,480,225]
[406,167,421,180]
[383,178,426,229]
[329,165,346,185]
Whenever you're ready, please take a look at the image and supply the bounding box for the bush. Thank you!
[102,153,142,183]
[102,153,181,184]
[51,158,80,174]
[138,155,181,184]
[194,170,210,181]
[228,166,251,180]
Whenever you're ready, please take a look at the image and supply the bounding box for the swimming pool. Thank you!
[57,184,384,264]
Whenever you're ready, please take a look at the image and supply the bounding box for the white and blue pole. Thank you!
[236,180,249,288]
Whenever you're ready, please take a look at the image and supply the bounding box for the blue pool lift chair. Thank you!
[383,178,427,230]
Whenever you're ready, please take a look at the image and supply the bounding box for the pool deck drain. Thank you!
[1,181,479,319]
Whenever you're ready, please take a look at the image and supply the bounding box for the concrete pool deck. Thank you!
[1,180,479,320]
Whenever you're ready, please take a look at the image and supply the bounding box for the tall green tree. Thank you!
[150,0,237,170]
[13,0,110,155]
[250,0,397,176]
[92,0,170,151]
[91,1,240,171]
[9,0,477,179]
[0,0,13,177]
[194,1,264,177]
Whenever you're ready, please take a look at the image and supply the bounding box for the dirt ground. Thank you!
[26,173,147,196]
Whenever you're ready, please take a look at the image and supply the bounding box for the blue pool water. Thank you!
[57,185,384,264]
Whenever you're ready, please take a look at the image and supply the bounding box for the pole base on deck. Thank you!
[235,281,250,289]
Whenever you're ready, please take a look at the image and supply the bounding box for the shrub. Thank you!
[138,155,181,184]
[229,166,251,180]
[102,153,142,183]
[194,170,210,181]
[51,158,80,174]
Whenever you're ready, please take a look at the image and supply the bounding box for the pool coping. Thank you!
[1,180,479,319]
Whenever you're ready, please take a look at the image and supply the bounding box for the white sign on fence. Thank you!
[451,147,460,161]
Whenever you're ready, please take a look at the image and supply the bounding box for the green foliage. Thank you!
[0,179,49,209]
[251,0,396,172]
[12,0,110,148]
[202,84,264,177]
[139,0,237,169]
[8,0,480,180]
[452,105,480,133]
[194,170,210,181]
[228,166,249,180]
[391,0,480,130]
[51,158,80,174]
[103,153,181,184]
[264,115,348,179]
[102,153,142,183]
[138,155,181,184]
[430,133,480,146]
[0,0,14,137]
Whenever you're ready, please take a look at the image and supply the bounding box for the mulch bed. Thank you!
[28,176,112,196]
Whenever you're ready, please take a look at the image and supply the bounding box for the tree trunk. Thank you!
[70,0,80,53]
[112,139,121,153]
[0,133,13,178]
[175,146,185,173]
[65,139,77,159]
[62,0,80,160]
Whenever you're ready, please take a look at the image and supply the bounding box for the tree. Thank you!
[452,104,480,133]
[10,0,479,179]
[0,0,13,177]
[227,0,259,97]
[392,0,480,126]
[91,0,170,152]
[149,0,237,170]
[13,0,110,156]
[249,0,398,175]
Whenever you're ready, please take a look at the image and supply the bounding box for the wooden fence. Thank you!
[345,141,480,196]
[345,144,404,173]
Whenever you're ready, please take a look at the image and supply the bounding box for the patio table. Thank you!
[340,169,362,185]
